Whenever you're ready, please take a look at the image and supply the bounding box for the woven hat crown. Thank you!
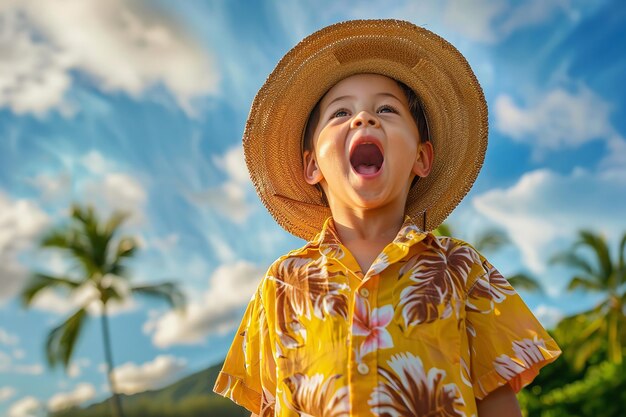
[244,19,488,240]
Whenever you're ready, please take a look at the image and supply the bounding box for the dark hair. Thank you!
[302,80,429,152]
[396,81,429,145]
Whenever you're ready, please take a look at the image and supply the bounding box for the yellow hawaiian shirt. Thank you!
[214,217,561,416]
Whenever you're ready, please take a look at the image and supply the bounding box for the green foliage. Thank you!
[551,230,626,368]
[518,360,626,417]
[433,223,452,236]
[50,395,249,417]
[48,363,249,417]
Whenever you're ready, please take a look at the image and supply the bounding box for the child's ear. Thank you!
[303,150,324,185]
[412,141,434,178]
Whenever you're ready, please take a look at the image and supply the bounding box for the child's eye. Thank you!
[331,109,350,118]
[377,105,398,114]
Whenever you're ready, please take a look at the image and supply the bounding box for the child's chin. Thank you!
[349,190,391,208]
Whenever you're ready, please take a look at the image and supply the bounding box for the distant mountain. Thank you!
[50,362,249,417]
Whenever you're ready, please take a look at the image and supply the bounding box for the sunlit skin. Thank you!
[303,73,433,274]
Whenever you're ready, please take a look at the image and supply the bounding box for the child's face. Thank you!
[303,73,433,214]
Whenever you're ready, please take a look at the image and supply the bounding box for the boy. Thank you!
[214,20,561,416]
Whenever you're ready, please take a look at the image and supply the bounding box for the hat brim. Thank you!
[244,19,488,240]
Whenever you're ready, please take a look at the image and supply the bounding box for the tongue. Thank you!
[355,164,379,175]
[351,143,384,175]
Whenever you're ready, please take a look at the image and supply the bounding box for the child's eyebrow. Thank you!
[325,95,354,108]
[376,92,403,102]
[324,92,402,108]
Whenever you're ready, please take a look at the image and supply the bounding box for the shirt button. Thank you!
[357,363,369,375]
[359,288,370,297]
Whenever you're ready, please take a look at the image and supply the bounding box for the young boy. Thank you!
[214,20,561,417]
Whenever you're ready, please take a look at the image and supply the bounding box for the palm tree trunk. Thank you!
[101,303,125,417]
[608,308,622,364]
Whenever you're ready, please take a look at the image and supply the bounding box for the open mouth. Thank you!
[350,142,384,176]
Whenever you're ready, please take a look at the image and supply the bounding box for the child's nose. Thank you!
[350,111,380,129]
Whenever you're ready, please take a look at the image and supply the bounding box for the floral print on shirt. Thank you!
[214,216,561,416]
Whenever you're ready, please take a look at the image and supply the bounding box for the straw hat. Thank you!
[244,19,487,241]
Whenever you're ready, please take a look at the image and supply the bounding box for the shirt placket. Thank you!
[348,271,380,415]
[318,217,425,415]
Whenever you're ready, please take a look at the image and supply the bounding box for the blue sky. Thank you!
[1,0,625,415]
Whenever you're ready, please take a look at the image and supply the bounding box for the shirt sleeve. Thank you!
[465,254,561,400]
[213,279,276,414]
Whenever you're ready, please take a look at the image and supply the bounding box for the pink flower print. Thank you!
[352,295,394,356]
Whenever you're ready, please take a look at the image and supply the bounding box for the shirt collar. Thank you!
[313,215,427,254]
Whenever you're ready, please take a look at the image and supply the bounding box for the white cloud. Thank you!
[80,150,117,176]
[14,364,44,375]
[67,358,91,379]
[0,386,17,402]
[0,192,50,303]
[443,0,506,43]
[144,261,263,348]
[82,172,147,226]
[148,233,180,255]
[112,355,186,395]
[495,83,626,174]
[102,174,147,217]
[0,328,19,346]
[602,137,626,172]
[443,0,583,43]
[0,193,49,254]
[495,86,616,155]
[47,383,96,412]
[0,0,218,117]
[8,396,41,417]
[0,351,10,368]
[533,304,564,330]
[0,358,45,376]
[31,279,136,317]
[206,234,236,263]
[25,172,72,202]
[187,145,254,224]
[473,168,626,274]
[0,4,73,117]
[213,146,251,187]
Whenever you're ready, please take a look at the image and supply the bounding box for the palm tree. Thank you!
[21,204,186,417]
[551,230,626,369]
[433,223,542,292]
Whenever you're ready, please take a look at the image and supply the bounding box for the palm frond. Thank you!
[618,232,626,286]
[550,251,595,276]
[507,273,543,292]
[572,335,603,371]
[473,228,509,253]
[41,228,98,276]
[99,284,124,305]
[46,307,88,369]
[131,282,186,311]
[40,228,73,249]
[21,273,82,306]
[114,237,137,260]
[567,276,603,292]
[102,237,136,280]
[71,204,97,228]
[103,211,130,237]
[106,263,131,280]
[577,230,613,284]
[71,204,111,271]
